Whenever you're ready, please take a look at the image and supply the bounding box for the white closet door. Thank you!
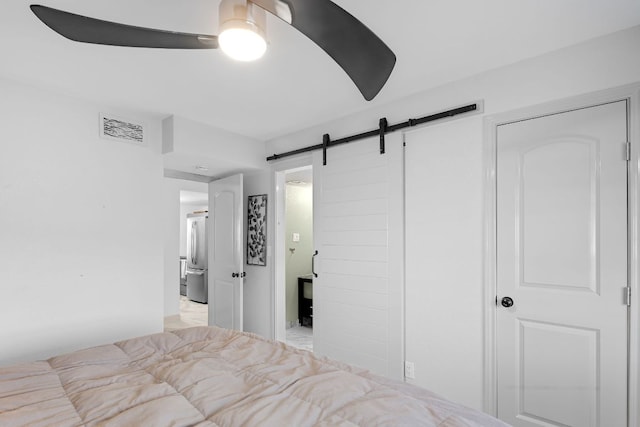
[312,135,403,378]
[496,101,628,427]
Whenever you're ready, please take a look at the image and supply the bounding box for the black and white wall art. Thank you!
[247,194,267,266]
[99,113,145,145]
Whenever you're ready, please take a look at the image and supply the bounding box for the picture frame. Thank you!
[99,113,146,146]
[247,194,267,266]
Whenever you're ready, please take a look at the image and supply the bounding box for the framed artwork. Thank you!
[99,113,146,145]
[247,194,267,266]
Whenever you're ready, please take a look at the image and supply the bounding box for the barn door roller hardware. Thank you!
[379,117,388,155]
[266,103,480,164]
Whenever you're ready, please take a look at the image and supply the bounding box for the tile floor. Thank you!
[164,296,208,332]
[164,298,314,352]
[285,326,313,352]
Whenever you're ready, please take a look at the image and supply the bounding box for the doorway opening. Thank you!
[276,166,314,350]
[165,190,209,331]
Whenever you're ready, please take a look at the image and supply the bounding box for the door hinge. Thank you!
[626,142,631,161]
[624,286,631,307]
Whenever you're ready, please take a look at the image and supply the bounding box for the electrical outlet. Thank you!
[292,233,300,242]
[404,361,415,379]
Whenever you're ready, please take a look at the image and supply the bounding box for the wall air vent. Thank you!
[99,113,145,145]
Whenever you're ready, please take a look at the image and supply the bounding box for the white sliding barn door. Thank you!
[496,101,628,427]
[312,136,403,379]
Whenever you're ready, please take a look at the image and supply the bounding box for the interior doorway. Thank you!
[275,166,314,351]
[173,190,209,329]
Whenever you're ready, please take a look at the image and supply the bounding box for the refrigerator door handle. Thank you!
[191,221,198,265]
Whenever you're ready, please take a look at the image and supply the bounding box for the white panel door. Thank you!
[312,136,402,378]
[496,101,628,426]
[208,174,244,330]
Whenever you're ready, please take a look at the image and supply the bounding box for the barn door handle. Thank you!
[501,296,514,308]
[312,250,318,278]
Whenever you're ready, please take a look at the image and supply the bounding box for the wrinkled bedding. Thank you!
[0,326,509,426]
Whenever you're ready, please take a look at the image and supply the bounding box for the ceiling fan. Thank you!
[30,0,396,100]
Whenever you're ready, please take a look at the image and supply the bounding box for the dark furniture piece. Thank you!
[298,275,313,327]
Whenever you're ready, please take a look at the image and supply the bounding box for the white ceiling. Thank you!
[2,0,639,144]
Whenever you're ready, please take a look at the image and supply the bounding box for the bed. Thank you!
[0,326,508,426]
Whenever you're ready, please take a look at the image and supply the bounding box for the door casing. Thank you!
[271,155,314,343]
[483,83,640,426]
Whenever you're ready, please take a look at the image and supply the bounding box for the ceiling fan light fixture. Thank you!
[218,0,267,62]
[30,0,395,99]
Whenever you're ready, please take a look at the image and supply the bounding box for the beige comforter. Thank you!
[0,326,509,426]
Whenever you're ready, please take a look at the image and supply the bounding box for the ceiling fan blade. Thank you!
[30,5,218,49]
[251,0,396,100]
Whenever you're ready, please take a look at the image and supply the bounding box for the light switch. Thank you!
[292,233,300,242]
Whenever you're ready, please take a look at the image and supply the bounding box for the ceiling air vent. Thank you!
[99,113,145,145]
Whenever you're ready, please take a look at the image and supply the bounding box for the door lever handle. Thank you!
[232,272,239,278]
[232,272,246,278]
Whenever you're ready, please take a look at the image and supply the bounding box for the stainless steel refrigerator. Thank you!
[186,212,208,303]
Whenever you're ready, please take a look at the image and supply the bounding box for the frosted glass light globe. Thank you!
[219,26,267,61]
[218,0,267,62]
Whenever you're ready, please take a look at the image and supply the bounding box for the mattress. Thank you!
[0,326,509,426]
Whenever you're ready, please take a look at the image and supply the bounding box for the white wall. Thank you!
[404,117,484,408]
[162,115,266,177]
[265,25,640,410]
[162,179,208,317]
[243,171,273,338]
[0,78,164,365]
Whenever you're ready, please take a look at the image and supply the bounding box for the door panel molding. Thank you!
[517,319,600,427]
[518,137,600,293]
[483,83,640,426]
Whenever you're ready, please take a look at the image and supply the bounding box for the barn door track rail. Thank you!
[266,102,480,165]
